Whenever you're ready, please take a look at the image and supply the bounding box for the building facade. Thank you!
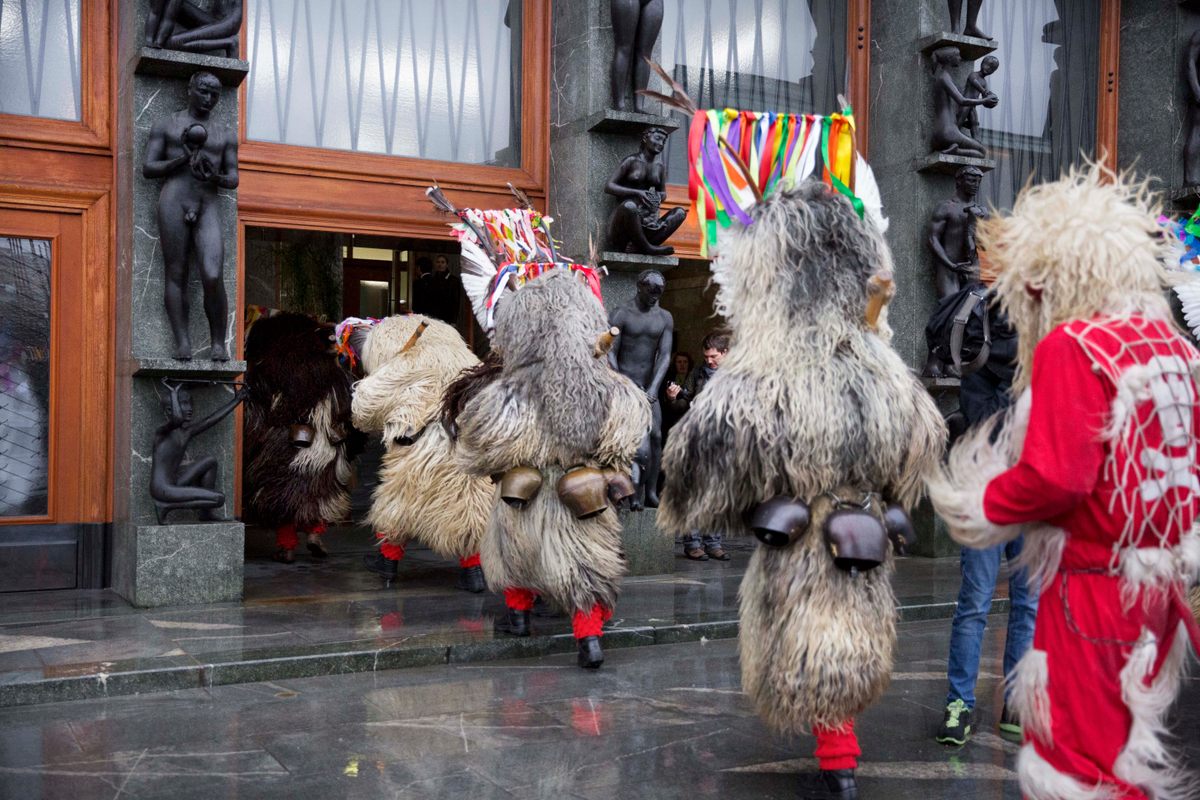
[0,0,1175,599]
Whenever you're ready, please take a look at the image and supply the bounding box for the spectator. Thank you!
[660,350,692,437]
[667,329,730,561]
[426,254,462,325]
[411,256,434,317]
[936,308,1037,746]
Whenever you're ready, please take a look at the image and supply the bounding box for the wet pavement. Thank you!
[0,528,997,706]
[2,617,1196,799]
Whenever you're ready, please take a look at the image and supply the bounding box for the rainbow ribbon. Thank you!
[688,105,864,256]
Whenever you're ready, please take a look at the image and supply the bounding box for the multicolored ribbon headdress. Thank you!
[640,62,887,258]
[426,184,605,334]
[1157,207,1200,340]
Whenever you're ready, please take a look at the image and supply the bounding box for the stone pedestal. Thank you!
[619,508,674,576]
[112,1,249,607]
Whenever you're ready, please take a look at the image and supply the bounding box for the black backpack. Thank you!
[924,282,994,377]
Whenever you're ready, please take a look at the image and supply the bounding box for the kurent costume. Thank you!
[653,88,944,800]
[429,185,649,669]
[929,167,1200,800]
[242,312,358,559]
[345,314,491,590]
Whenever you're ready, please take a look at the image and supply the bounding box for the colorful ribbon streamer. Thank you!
[687,105,866,256]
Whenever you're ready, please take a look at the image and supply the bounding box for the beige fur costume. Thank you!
[351,315,491,559]
[453,270,650,613]
[660,183,946,733]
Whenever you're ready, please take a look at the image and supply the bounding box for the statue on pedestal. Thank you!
[605,127,687,256]
[1186,30,1200,187]
[608,270,672,510]
[610,0,665,112]
[145,0,243,58]
[947,0,990,40]
[150,381,246,525]
[931,46,996,158]
[930,166,988,299]
[143,71,239,361]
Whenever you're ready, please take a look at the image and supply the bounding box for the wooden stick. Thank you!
[399,321,429,354]
[594,327,620,358]
[865,272,895,331]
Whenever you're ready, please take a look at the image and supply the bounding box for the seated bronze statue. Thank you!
[605,127,687,256]
[150,382,246,524]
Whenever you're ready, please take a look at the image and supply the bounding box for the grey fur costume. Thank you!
[454,270,650,613]
[351,315,491,559]
[659,183,946,733]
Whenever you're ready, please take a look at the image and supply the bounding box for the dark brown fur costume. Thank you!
[243,312,357,528]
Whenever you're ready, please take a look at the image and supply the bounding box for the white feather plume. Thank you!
[855,153,888,235]
[1175,280,1200,341]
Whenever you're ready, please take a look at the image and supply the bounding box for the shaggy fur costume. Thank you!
[659,182,945,733]
[351,315,491,559]
[243,312,356,528]
[928,165,1200,800]
[454,270,650,613]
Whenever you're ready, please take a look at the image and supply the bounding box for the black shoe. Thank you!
[935,699,972,746]
[362,551,398,580]
[577,636,604,669]
[801,769,857,800]
[494,608,531,637]
[457,565,486,593]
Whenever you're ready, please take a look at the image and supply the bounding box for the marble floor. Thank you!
[0,529,988,706]
[2,618,1195,800]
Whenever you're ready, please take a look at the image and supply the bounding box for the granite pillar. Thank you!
[869,0,996,557]
[550,0,676,574]
[112,1,249,606]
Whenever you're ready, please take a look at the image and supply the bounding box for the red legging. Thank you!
[503,588,611,639]
[373,533,480,568]
[276,521,327,550]
[813,720,860,771]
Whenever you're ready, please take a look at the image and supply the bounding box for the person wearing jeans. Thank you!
[680,531,727,561]
[937,533,1038,745]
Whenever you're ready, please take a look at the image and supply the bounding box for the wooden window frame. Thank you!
[237,0,551,218]
[0,191,112,526]
[1097,0,1121,172]
[0,0,111,153]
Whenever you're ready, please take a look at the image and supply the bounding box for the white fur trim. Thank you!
[1017,525,1067,597]
[1180,525,1200,585]
[926,411,1021,549]
[1007,649,1053,747]
[1018,743,1119,800]
[1113,625,1194,800]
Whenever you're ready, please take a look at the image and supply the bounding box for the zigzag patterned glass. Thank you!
[0,0,82,121]
[246,0,522,166]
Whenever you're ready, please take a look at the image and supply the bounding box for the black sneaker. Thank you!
[800,769,858,799]
[998,704,1022,738]
[936,699,972,746]
[494,608,531,637]
[457,565,486,593]
[362,551,398,580]
[577,636,604,669]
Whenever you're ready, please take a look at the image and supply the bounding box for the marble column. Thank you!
[112,1,249,606]
[550,0,676,575]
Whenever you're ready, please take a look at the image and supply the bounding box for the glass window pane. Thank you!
[245,0,523,166]
[0,237,51,517]
[974,0,1099,210]
[660,0,848,182]
[0,0,82,121]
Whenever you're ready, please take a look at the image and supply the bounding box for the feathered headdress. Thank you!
[1158,210,1200,339]
[426,183,604,333]
[639,61,887,258]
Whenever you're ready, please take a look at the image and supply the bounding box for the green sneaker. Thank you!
[998,704,1022,738]
[936,699,972,746]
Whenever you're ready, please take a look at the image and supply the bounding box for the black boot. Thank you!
[362,551,398,581]
[494,608,531,637]
[577,636,604,669]
[457,565,486,593]
[801,770,858,800]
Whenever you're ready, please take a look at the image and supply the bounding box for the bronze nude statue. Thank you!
[930,165,988,300]
[605,127,687,256]
[947,0,990,40]
[608,270,672,510]
[146,0,243,58]
[931,46,996,158]
[150,382,247,524]
[143,71,238,361]
[610,0,665,112]
[958,55,999,143]
[1186,31,1200,187]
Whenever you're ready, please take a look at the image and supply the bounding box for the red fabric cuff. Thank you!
[459,553,482,568]
[275,524,298,550]
[504,587,537,611]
